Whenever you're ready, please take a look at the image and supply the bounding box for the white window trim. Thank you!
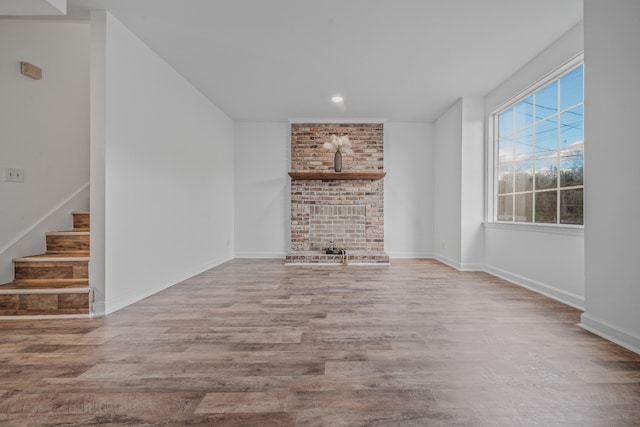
[483,221,584,237]
[486,52,584,232]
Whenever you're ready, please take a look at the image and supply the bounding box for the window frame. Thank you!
[488,54,584,229]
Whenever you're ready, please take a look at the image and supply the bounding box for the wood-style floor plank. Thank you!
[0,259,639,426]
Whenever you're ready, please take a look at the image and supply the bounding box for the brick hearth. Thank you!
[286,123,389,265]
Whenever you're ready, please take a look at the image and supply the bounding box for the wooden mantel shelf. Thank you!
[288,171,386,181]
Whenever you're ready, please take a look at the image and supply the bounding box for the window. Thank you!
[494,62,583,225]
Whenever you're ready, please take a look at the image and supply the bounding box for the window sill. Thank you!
[483,221,584,237]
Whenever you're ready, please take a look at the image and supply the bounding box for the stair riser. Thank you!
[0,211,92,318]
[0,293,89,316]
[73,213,90,231]
[46,235,89,253]
[14,262,88,280]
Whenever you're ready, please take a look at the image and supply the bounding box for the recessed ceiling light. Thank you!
[332,95,344,103]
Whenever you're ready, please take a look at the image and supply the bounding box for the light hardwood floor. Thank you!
[1,259,639,426]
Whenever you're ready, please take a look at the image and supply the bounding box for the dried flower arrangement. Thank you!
[323,134,353,155]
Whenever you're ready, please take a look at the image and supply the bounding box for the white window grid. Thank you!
[490,56,584,226]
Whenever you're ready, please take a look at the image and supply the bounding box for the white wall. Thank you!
[460,97,485,269]
[233,121,434,259]
[384,122,434,258]
[434,100,463,267]
[0,20,90,283]
[90,11,106,315]
[580,0,640,353]
[91,12,235,314]
[484,225,585,307]
[433,98,485,270]
[234,122,289,257]
[483,22,585,309]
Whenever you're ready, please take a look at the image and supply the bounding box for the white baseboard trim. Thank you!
[579,313,640,355]
[106,282,178,316]
[229,255,583,313]
[234,252,287,258]
[105,255,232,315]
[430,255,484,272]
[484,264,584,310]
[432,254,461,270]
[92,301,106,317]
[390,257,581,309]
[459,262,484,272]
[387,252,433,259]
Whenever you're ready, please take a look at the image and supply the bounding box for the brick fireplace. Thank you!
[286,123,389,264]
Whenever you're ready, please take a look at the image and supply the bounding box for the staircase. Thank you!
[0,211,92,318]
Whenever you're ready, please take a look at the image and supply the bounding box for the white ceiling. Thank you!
[11,0,584,122]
